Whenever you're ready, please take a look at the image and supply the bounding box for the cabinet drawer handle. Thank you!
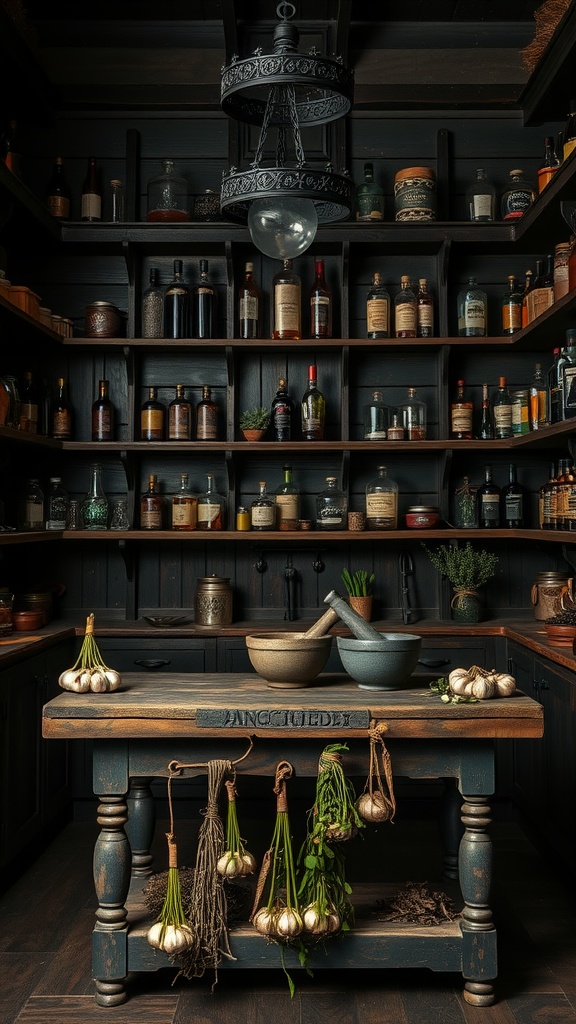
[418,658,450,668]
[133,659,171,670]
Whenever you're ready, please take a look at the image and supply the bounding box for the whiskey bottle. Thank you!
[416,278,434,338]
[315,477,347,530]
[457,277,487,337]
[197,473,225,530]
[195,385,219,440]
[355,162,385,221]
[301,365,325,441]
[538,136,560,192]
[51,377,72,439]
[500,168,536,220]
[477,465,500,528]
[366,464,398,530]
[91,379,115,441]
[480,383,494,439]
[465,167,496,221]
[238,261,261,339]
[163,259,189,339]
[549,346,563,424]
[562,329,576,419]
[192,259,216,339]
[501,275,522,335]
[272,259,301,340]
[275,464,300,527]
[251,481,276,531]
[492,377,513,439]
[394,276,417,338]
[501,464,526,528]
[141,268,163,338]
[309,258,332,339]
[140,474,165,530]
[270,378,297,441]
[140,386,166,441]
[399,386,426,440]
[171,473,197,531]
[529,363,548,430]
[81,156,102,222]
[363,390,389,440]
[46,157,70,220]
[366,272,390,339]
[19,371,38,434]
[167,384,192,440]
[450,380,473,440]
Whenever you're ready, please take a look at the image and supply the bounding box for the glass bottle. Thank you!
[92,379,114,442]
[167,383,192,440]
[171,473,197,531]
[46,477,69,530]
[238,261,261,339]
[140,386,165,441]
[140,473,164,530]
[270,378,296,442]
[365,464,398,530]
[399,386,426,440]
[46,156,70,220]
[465,167,496,221]
[453,476,478,529]
[142,268,163,338]
[275,464,300,527]
[563,98,576,161]
[2,119,21,177]
[450,379,473,440]
[526,255,554,323]
[492,376,513,439]
[195,385,219,440]
[394,275,417,338]
[500,168,536,220]
[251,481,276,531]
[146,158,189,222]
[18,478,45,531]
[109,498,130,531]
[521,268,533,329]
[19,371,38,434]
[301,364,325,441]
[309,258,332,339]
[51,377,72,440]
[315,477,348,530]
[81,156,102,222]
[457,277,487,337]
[363,390,389,440]
[108,178,125,222]
[81,464,109,530]
[477,465,500,529]
[191,259,216,339]
[529,363,548,430]
[366,272,390,339]
[562,329,576,419]
[355,162,385,222]
[549,346,563,424]
[416,278,434,338]
[197,473,225,530]
[501,464,526,528]
[272,259,301,341]
[538,136,560,192]
[163,259,189,339]
[480,382,494,439]
[501,274,522,335]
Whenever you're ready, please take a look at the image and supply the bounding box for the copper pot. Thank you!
[84,301,124,338]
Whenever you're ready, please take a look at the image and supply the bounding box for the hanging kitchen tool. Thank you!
[398,551,416,625]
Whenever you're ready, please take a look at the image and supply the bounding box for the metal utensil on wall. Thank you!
[399,551,416,624]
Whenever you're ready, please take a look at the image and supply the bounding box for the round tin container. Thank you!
[405,505,441,528]
[85,301,124,338]
[194,575,233,627]
[394,167,436,221]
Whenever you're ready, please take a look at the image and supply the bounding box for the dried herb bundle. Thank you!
[376,882,459,926]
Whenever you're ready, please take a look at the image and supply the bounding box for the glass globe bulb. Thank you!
[248,197,318,259]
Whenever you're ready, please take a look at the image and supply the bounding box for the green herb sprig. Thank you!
[341,568,375,597]
[423,541,498,589]
[429,676,478,704]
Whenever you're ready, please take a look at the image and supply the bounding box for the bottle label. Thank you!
[464,299,486,330]
[251,506,275,527]
[527,286,554,322]
[24,500,44,528]
[395,301,417,333]
[81,193,102,219]
[196,407,218,440]
[172,501,197,528]
[502,190,533,218]
[47,195,70,218]
[141,409,164,439]
[274,284,300,332]
[417,304,433,329]
[141,506,163,528]
[93,409,112,438]
[197,502,222,529]
[493,404,512,430]
[367,297,389,334]
[302,416,322,439]
[451,406,473,433]
[366,493,397,517]
[169,406,191,439]
[502,302,522,332]
[472,195,492,219]
[564,366,576,412]
[20,401,38,433]
[52,410,71,438]
[481,495,499,521]
[276,494,299,521]
[310,295,330,330]
[505,495,523,520]
[239,295,259,321]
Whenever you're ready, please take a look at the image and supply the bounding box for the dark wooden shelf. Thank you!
[59,528,576,544]
[0,425,61,448]
[518,2,576,126]
[0,162,60,239]
[0,530,62,546]
[0,292,63,345]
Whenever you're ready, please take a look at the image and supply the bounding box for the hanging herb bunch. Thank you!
[147,770,194,955]
[251,760,302,944]
[217,775,257,880]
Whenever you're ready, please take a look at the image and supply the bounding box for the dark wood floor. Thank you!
[2,816,576,1024]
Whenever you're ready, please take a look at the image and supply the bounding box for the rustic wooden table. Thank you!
[42,672,543,1008]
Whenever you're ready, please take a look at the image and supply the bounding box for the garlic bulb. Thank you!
[58,614,122,693]
[147,921,194,953]
[448,665,516,700]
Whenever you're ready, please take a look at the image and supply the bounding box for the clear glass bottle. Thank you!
[502,464,526,528]
[46,477,69,530]
[365,465,398,530]
[272,259,301,341]
[457,277,487,337]
[197,473,225,531]
[500,169,536,220]
[355,162,385,221]
[465,168,496,222]
[480,382,494,439]
[399,386,426,440]
[416,278,434,338]
[195,385,219,440]
[529,362,548,430]
[18,478,45,531]
[91,379,114,442]
[450,379,473,440]
[275,464,300,527]
[501,274,523,336]
[270,378,296,442]
[109,498,130,531]
[163,259,189,339]
[309,258,332,339]
[538,136,560,192]
[142,268,163,338]
[238,261,261,339]
[140,386,166,441]
[453,476,478,529]
[363,390,389,440]
[108,178,125,222]
[477,464,500,528]
[171,473,197,531]
[146,158,189,222]
[81,464,109,530]
[315,477,348,531]
[492,376,513,439]
[81,156,102,222]
[394,275,417,338]
[251,481,276,531]
[51,376,72,439]
[366,271,390,339]
[19,371,38,434]
[46,156,70,220]
[301,364,325,441]
[140,473,164,530]
[192,259,216,339]
[168,384,192,440]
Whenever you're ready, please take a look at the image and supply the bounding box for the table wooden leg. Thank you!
[93,793,131,1007]
[440,777,464,880]
[459,793,497,1006]
[125,777,155,877]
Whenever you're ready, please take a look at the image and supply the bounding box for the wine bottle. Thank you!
[477,465,500,528]
[309,258,332,339]
[416,278,434,338]
[272,259,301,341]
[274,465,300,527]
[91,379,114,441]
[46,156,70,220]
[480,383,494,439]
[301,365,325,441]
[270,378,296,442]
[501,464,526,528]
[492,376,513,439]
[192,259,216,339]
[238,261,261,339]
[81,156,102,221]
[163,260,189,339]
[51,377,72,439]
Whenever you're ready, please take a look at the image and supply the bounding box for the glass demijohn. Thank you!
[147,159,189,222]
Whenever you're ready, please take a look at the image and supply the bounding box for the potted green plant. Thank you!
[341,568,376,622]
[239,407,270,441]
[423,541,498,622]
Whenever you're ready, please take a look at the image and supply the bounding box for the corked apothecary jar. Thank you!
[194,575,233,627]
[531,571,573,621]
[394,167,437,221]
[84,301,124,338]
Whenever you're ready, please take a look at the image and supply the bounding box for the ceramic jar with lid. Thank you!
[394,167,436,221]
[194,575,233,627]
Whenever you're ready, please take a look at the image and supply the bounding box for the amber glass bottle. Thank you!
[140,474,165,530]
[167,384,192,440]
[195,385,219,440]
[140,386,165,441]
[51,377,72,439]
[91,379,114,441]
[309,258,332,339]
[272,259,301,340]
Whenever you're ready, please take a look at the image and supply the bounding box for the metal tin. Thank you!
[405,505,441,528]
[194,574,233,627]
[531,571,572,620]
[394,167,436,222]
[193,190,222,222]
[84,301,124,338]
[236,506,250,531]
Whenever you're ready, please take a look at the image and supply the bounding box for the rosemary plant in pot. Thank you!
[239,407,270,441]
[423,541,498,622]
[341,568,375,622]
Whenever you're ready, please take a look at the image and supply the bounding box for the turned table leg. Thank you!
[459,793,497,1006]
[125,777,155,877]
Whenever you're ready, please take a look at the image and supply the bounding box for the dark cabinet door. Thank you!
[0,658,43,867]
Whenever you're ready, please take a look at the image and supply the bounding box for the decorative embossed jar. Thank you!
[84,301,124,338]
[394,167,436,221]
[194,575,233,627]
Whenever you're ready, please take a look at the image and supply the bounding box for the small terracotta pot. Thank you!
[241,429,266,441]
[348,595,373,622]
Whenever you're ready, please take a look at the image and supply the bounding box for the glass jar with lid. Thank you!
[146,158,190,222]
[315,477,348,530]
[399,387,427,440]
[363,390,389,439]
[365,465,398,530]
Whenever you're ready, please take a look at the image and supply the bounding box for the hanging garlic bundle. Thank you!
[58,613,122,692]
[251,760,302,943]
[147,774,194,955]
[217,776,257,879]
[356,723,396,824]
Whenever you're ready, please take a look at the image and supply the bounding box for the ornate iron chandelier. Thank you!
[220,2,354,259]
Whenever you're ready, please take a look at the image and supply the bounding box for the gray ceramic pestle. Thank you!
[302,606,340,638]
[323,589,384,641]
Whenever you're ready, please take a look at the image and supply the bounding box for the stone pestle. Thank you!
[323,589,384,641]
[302,606,340,638]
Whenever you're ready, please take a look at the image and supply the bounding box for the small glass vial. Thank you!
[363,390,389,439]
[0,589,13,636]
[197,473,225,530]
[171,473,198,531]
[46,477,69,530]
[146,158,189,222]
[236,506,251,531]
[366,465,398,530]
[81,464,109,530]
[315,477,348,531]
[17,478,45,531]
[399,387,427,440]
[108,179,125,222]
[251,481,276,531]
[142,268,164,338]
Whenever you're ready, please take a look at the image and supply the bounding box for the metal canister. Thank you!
[531,571,573,620]
[84,301,124,338]
[394,166,436,221]
[194,575,233,627]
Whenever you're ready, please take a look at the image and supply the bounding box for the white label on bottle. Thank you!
[472,195,492,218]
[395,301,417,332]
[481,495,499,521]
[493,404,512,429]
[464,299,485,330]
[251,506,275,527]
[275,284,300,332]
[366,493,397,517]
[564,366,576,411]
[451,407,473,433]
[81,193,102,219]
[240,295,258,320]
[367,297,389,333]
[276,494,299,520]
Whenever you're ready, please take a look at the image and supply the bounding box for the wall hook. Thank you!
[255,553,268,574]
[312,552,325,573]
